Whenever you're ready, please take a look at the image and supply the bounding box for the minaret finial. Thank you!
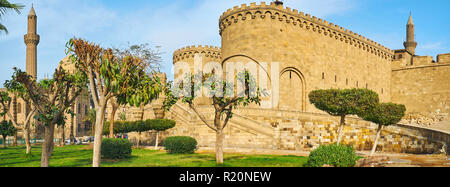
[408,12,414,25]
[29,4,36,16]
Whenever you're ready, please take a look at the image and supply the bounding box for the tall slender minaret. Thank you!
[403,13,417,55]
[24,4,39,79]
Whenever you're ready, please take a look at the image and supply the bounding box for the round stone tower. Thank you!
[173,45,221,105]
[219,2,394,112]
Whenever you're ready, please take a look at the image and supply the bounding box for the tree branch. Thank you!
[188,103,217,132]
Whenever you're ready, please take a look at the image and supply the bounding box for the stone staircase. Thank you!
[169,103,274,138]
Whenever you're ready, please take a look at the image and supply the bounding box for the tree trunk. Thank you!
[60,125,65,146]
[41,124,55,167]
[336,115,346,145]
[70,109,75,145]
[109,104,118,138]
[137,132,141,148]
[215,130,224,164]
[13,134,17,147]
[12,95,17,147]
[140,105,145,121]
[92,103,107,167]
[24,123,31,154]
[2,136,6,149]
[154,131,159,150]
[370,125,382,157]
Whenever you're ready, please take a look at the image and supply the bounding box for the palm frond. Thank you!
[0,22,8,34]
[0,0,24,17]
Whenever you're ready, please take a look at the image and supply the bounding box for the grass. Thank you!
[0,145,308,167]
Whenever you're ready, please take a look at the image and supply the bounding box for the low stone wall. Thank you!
[139,105,449,155]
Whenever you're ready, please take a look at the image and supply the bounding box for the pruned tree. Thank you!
[148,119,175,149]
[360,103,406,157]
[107,43,163,139]
[67,38,161,167]
[309,89,379,145]
[3,74,37,154]
[13,67,86,167]
[0,120,16,148]
[113,43,163,72]
[164,70,266,164]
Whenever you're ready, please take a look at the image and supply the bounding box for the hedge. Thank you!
[103,119,176,135]
[163,136,197,154]
[101,138,132,159]
[305,144,358,167]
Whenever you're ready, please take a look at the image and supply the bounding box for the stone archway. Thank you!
[279,67,306,112]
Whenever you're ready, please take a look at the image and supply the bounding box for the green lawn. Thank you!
[0,145,308,167]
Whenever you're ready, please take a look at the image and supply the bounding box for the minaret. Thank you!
[403,13,417,55]
[24,5,39,79]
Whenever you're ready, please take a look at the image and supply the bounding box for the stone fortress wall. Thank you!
[392,53,450,119]
[164,1,450,155]
[219,2,393,112]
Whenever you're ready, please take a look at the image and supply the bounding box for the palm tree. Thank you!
[0,0,24,34]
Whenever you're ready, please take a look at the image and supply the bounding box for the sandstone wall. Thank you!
[391,59,450,116]
[219,2,394,113]
[151,105,448,154]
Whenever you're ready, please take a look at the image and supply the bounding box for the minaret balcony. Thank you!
[24,34,40,45]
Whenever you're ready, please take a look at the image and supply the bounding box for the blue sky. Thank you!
[0,0,449,85]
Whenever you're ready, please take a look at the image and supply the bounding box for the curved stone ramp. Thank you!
[168,103,274,137]
[166,104,449,155]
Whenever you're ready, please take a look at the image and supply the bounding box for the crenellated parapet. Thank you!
[173,45,221,63]
[219,2,395,60]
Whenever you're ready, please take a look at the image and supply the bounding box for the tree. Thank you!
[360,103,406,157]
[113,43,163,72]
[0,0,24,34]
[309,89,379,145]
[4,73,37,154]
[107,43,163,139]
[13,67,86,167]
[164,70,265,164]
[67,38,161,167]
[0,120,15,148]
[147,119,175,149]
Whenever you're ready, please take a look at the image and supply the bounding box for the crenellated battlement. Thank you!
[219,1,395,60]
[173,45,221,63]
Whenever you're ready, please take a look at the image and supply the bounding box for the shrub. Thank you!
[147,119,176,132]
[101,138,132,159]
[163,136,197,154]
[305,144,358,167]
[103,119,176,135]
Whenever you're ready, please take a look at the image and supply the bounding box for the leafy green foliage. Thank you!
[12,67,87,127]
[361,103,406,126]
[145,119,175,132]
[0,120,16,139]
[103,119,176,135]
[309,88,379,117]
[101,138,132,159]
[305,144,358,167]
[0,91,11,117]
[163,136,197,154]
[0,0,24,34]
